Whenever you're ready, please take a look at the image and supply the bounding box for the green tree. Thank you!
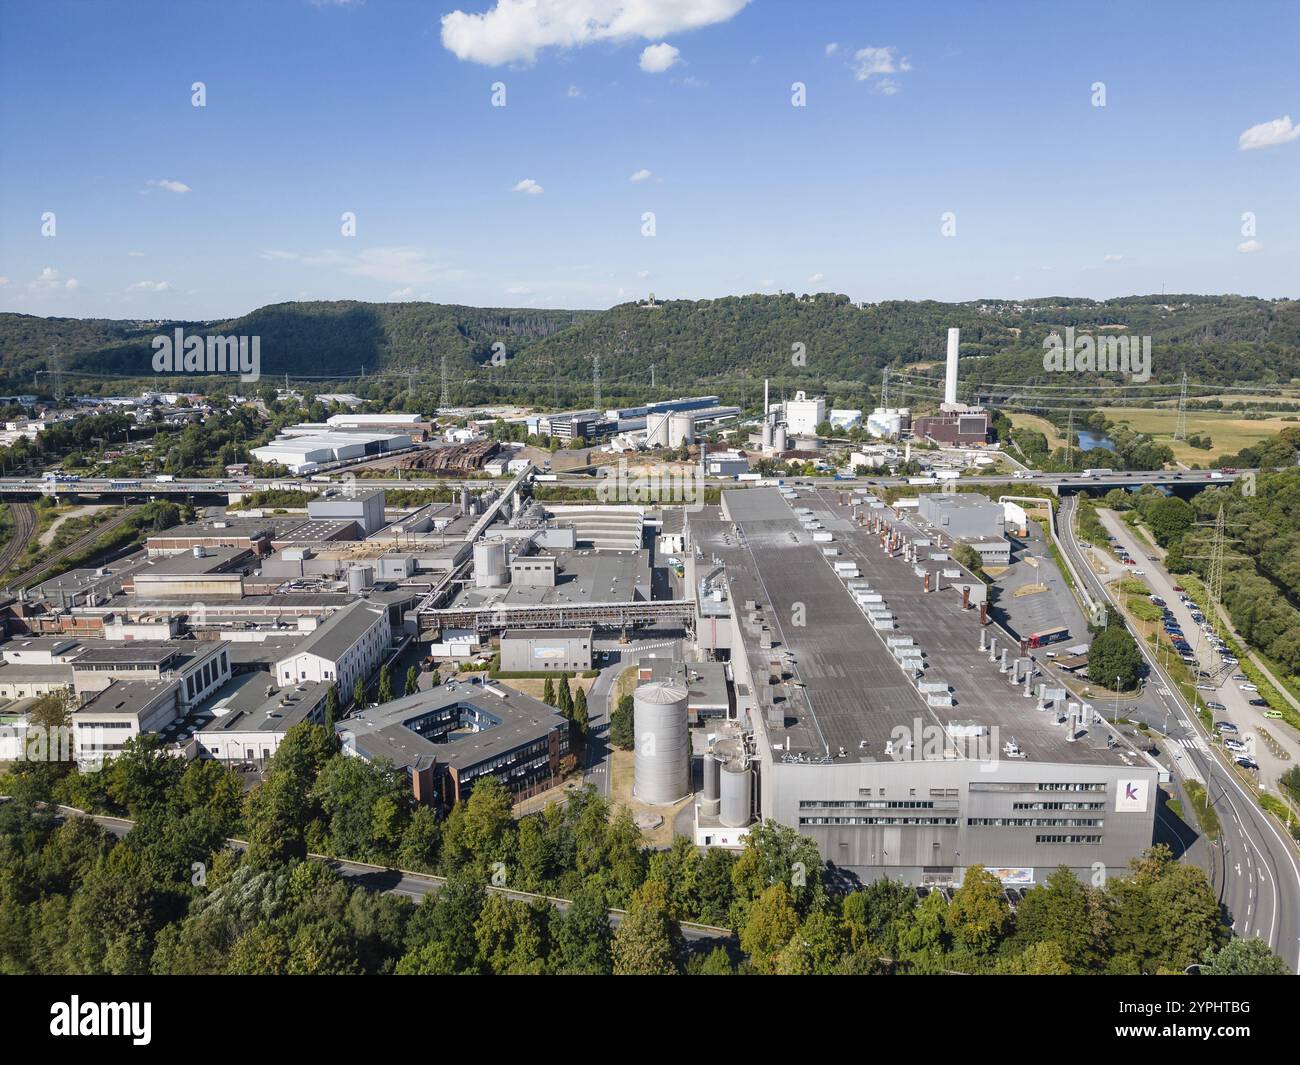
[324,684,339,730]
[404,665,419,697]
[377,664,394,704]
[552,883,613,975]
[612,879,681,975]
[1200,937,1290,975]
[609,693,635,750]
[946,865,1010,956]
[542,676,555,706]
[739,883,800,974]
[1088,623,1144,691]
[571,685,589,738]
[353,676,366,709]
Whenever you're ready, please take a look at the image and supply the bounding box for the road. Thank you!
[15,801,734,943]
[0,467,1253,500]
[1056,498,1300,970]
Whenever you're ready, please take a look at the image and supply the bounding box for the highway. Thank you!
[1056,497,1300,971]
[0,467,1251,500]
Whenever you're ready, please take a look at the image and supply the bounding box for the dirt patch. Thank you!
[39,504,107,547]
[608,747,692,847]
[495,675,596,702]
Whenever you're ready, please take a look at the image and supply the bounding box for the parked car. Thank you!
[1231,673,1248,681]
[1236,757,1259,770]
[1264,711,1284,720]
[1248,698,1268,707]
[1206,701,1227,712]
[1223,738,1247,752]
[1240,683,1259,692]
[1196,684,1218,692]
[1214,720,1238,733]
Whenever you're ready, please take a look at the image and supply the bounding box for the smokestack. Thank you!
[764,378,770,422]
[944,327,960,406]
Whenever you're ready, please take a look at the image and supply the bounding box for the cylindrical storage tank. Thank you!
[719,759,752,827]
[667,412,695,448]
[346,564,373,594]
[633,681,689,805]
[703,752,721,801]
[646,411,672,448]
[773,426,788,452]
[473,539,509,588]
[761,422,773,448]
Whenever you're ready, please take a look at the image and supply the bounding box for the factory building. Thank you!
[498,628,593,673]
[912,328,992,445]
[307,488,387,536]
[782,390,827,435]
[195,673,332,766]
[274,600,391,698]
[337,679,570,809]
[683,487,1159,888]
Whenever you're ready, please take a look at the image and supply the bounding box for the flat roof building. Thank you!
[685,487,1158,888]
[338,678,570,809]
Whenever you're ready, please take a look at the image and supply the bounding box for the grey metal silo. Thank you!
[719,758,752,827]
[633,680,689,805]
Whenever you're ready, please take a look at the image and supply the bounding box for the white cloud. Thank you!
[637,269,650,279]
[759,278,775,288]
[389,287,416,300]
[261,245,466,287]
[512,178,544,195]
[807,272,824,283]
[824,42,839,56]
[1238,115,1300,151]
[0,277,8,286]
[127,280,171,292]
[567,84,583,97]
[440,0,748,66]
[30,266,78,292]
[1103,254,1124,263]
[505,284,533,295]
[127,251,145,257]
[851,45,910,94]
[640,43,680,72]
[629,168,653,182]
[1237,239,1263,253]
[146,178,191,194]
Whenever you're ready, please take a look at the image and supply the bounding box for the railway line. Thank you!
[0,501,37,576]
[6,505,140,592]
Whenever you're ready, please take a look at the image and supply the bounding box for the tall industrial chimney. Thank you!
[944,327,960,406]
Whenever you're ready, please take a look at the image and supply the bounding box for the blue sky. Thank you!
[1,0,1297,320]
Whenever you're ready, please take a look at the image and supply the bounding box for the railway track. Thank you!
[0,501,37,576]
[8,506,140,592]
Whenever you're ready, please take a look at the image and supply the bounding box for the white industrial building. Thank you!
[251,429,412,474]
[274,601,391,699]
[828,409,863,430]
[783,391,827,435]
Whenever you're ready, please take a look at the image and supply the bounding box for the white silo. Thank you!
[773,425,788,452]
[761,421,773,449]
[346,564,373,594]
[667,412,695,448]
[646,411,672,448]
[633,681,690,805]
[472,538,509,588]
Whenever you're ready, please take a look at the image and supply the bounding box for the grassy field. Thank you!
[1007,411,1069,450]
[1099,407,1298,465]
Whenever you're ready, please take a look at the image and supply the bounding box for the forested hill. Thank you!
[1,293,1297,394]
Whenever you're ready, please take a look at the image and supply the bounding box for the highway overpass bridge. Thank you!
[0,468,1252,502]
